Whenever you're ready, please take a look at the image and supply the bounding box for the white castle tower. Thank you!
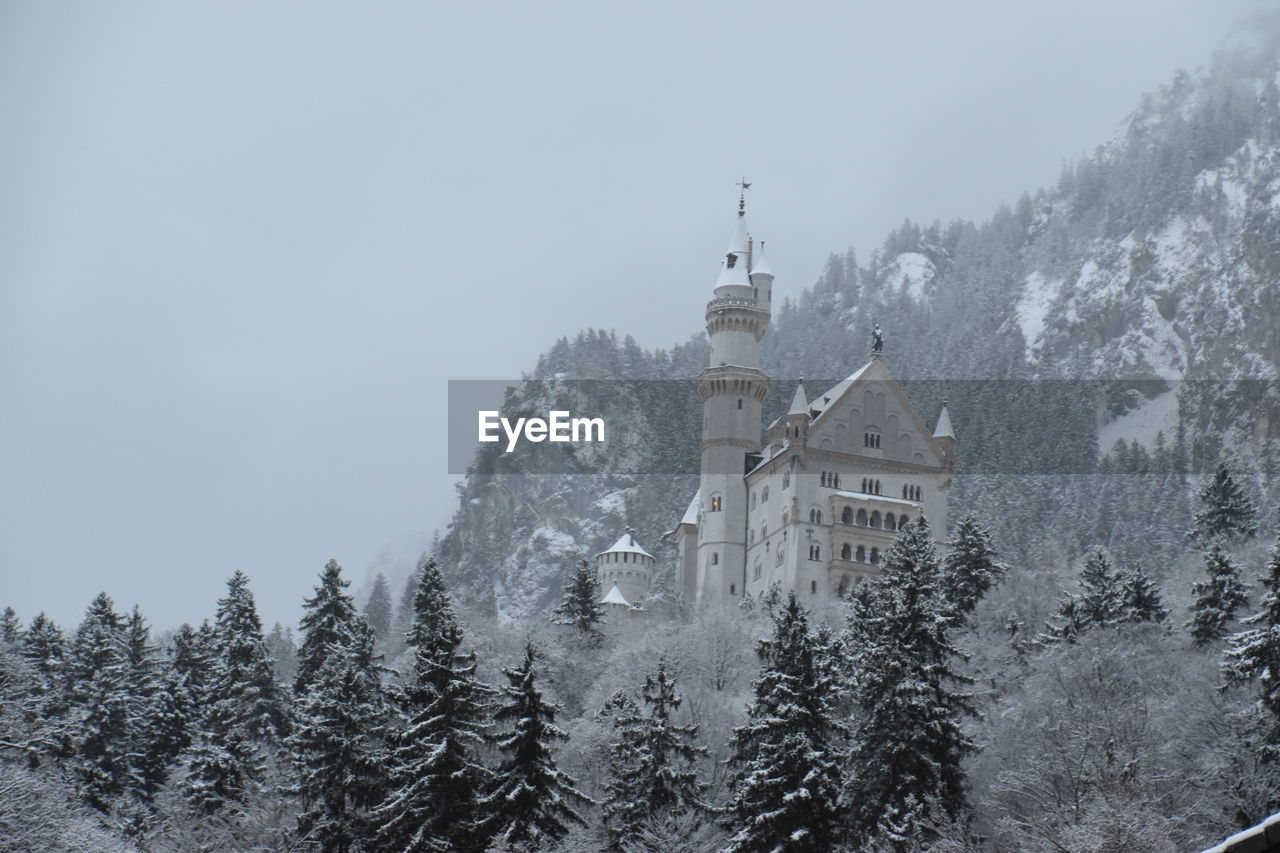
[595,529,655,610]
[693,190,773,600]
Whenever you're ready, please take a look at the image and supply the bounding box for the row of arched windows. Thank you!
[902,484,923,501]
[808,544,821,560]
[864,431,881,448]
[861,477,881,495]
[840,506,910,530]
[839,543,881,564]
[601,551,651,564]
[809,508,823,524]
[820,471,842,488]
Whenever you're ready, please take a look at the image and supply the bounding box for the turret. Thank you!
[749,240,774,312]
[933,400,957,468]
[782,379,810,445]
[595,530,654,609]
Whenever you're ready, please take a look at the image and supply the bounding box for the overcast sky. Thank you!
[0,0,1263,631]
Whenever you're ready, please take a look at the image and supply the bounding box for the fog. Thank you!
[0,0,1261,629]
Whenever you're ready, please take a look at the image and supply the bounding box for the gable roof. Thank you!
[809,358,945,465]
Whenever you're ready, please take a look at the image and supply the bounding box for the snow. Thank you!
[788,381,808,415]
[678,490,700,527]
[881,252,936,301]
[597,533,654,560]
[750,243,774,277]
[599,584,631,607]
[1200,809,1280,853]
[932,403,954,439]
[810,363,872,419]
[594,490,627,517]
[1015,271,1059,357]
[1097,389,1180,451]
[832,489,920,507]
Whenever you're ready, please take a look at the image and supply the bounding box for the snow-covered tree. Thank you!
[478,641,590,849]
[725,593,844,853]
[1189,543,1250,645]
[181,571,290,814]
[844,517,974,847]
[365,572,393,642]
[940,515,1006,621]
[1190,461,1258,546]
[1225,529,1280,753]
[371,558,492,853]
[0,606,19,643]
[295,559,361,693]
[1119,563,1168,624]
[21,612,69,760]
[552,559,605,641]
[1043,550,1124,641]
[602,660,707,847]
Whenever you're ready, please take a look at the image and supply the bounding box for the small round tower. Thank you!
[595,530,655,609]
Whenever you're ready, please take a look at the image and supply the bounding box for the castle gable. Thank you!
[805,359,942,468]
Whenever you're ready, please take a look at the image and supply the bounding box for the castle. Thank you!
[595,197,955,610]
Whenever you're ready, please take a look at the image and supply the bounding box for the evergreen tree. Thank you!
[1224,529,1280,754]
[371,558,491,853]
[1119,563,1169,623]
[601,660,707,847]
[1043,550,1124,641]
[182,571,290,813]
[844,517,974,847]
[266,622,299,685]
[295,559,361,693]
[290,622,389,853]
[395,564,421,636]
[169,621,214,707]
[552,559,605,641]
[1190,543,1251,645]
[1190,461,1258,545]
[365,572,393,642]
[477,641,590,849]
[122,606,180,799]
[21,612,70,761]
[940,515,1006,621]
[1,606,19,642]
[64,593,136,812]
[725,593,844,853]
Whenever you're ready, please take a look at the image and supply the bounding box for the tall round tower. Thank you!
[695,197,772,601]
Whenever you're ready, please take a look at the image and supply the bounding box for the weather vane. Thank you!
[737,176,751,215]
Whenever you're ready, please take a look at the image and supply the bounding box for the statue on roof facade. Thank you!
[871,324,884,354]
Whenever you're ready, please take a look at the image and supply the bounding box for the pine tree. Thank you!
[64,593,135,812]
[371,558,492,853]
[1190,461,1258,546]
[477,641,590,849]
[1190,543,1251,645]
[940,515,1006,621]
[122,606,180,799]
[0,606,19,642]
[365,572,393,642]
[602,660,707,847]
[552,559,605,641]
[290,621,389,853]
[21,612,70,761]
[266,622,299,685]
[725,593,844,853]
[395,563,421,636]
[295,559,362,693]
[1224,529,1280,753]
[182,571,290,813]
[1043,550,1124,641]
[844,517,974,847]
[1119,563,1168,623]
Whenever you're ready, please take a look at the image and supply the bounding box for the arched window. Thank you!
[710,493,722,512]
[838,575,850,596]
[870,511,882,529]
[820,472,826,487]
[856,545,866,562]
[783,472,790,489]
[861,477,868,492]
[751,491,757,510]
[753,560,762,580]
[762,523,768,540]
[749,529,756,545]
[762,486,769,503]
[782,510,789,526]
[841,543,852,560]
[809,544,821,561]
[711,552,719,565]
[842,506,853,525]
[811,580,817,594]
[737,398,743,410]
[834,474,841,488]
[775,547,784,566]
[730,583,736,595]
[885,514,897,532]
[870,547,880,564]
[856,508,868,526]
[899,513,909,529]
[902,484,909,499]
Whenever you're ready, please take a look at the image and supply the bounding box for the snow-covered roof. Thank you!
[746,439,789,477]
[728,214,750,254]
[1200,810,1280,853]
[809,363,872,418]
[750,242,774,278]
[599,584,631,607]
[787,380,808,416]
[679,490,700,526]
[933,402,955,439]
[832,489,921,508]
[596,532,654,560]
[715,251,751,288]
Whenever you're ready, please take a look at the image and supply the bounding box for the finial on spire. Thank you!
[736,177,751,217]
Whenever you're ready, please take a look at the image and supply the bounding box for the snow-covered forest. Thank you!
[7,14,1280,853]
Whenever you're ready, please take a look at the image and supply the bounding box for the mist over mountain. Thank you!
[437,15,1280,621]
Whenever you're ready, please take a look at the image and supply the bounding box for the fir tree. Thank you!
[552,559,605,641]
[371,558,491,853]
[1119,563,1168,623]
[365,571,393,642]
[64,593,136,812]
[477,641,590,849]
[0,606,19,642]
[1190,543,1251,645]
[1043,550,1124,641]
[602,660,707,847]
[290,623,389,853]
[940,514,1006,621]
[1224,529,1280,753]
[182,571,290,813]
[844,517,974,847]
[296,559,361,693]
[122,606,179,799]
[1190,461,1258,545]
[725,593,844,853]
[21,612,70,760]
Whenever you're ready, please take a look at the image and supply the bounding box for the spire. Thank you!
[717,212,752,289]
[788,379,808,415]
[933,400,955,439]
[750,239,774,278]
